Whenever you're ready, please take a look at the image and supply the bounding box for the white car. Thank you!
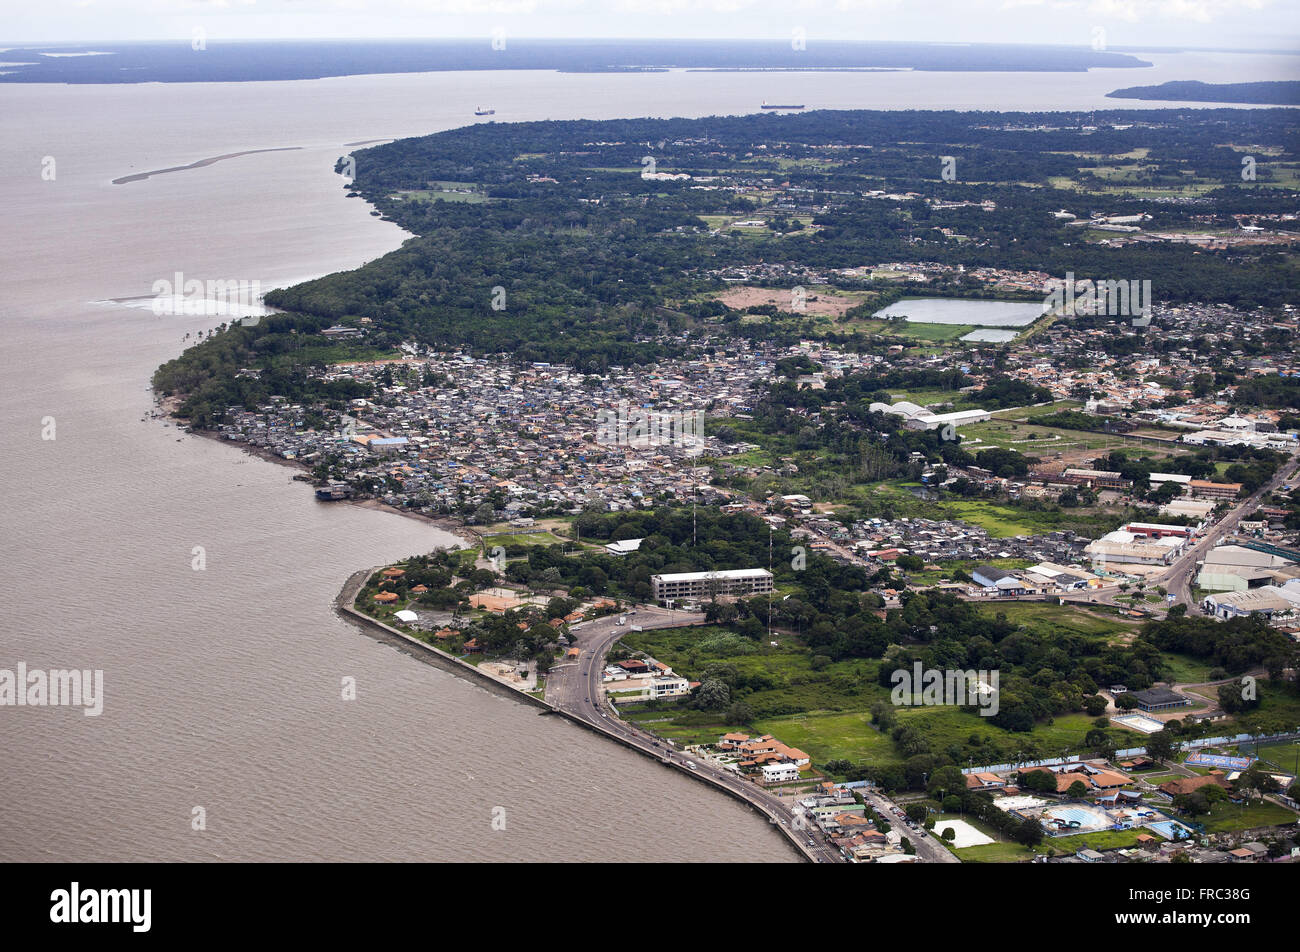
[686,761,697,770]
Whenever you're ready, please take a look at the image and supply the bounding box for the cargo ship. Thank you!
[761,101,804,110]
[474,106,495,116]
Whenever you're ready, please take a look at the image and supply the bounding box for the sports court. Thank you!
[1114,713,1166,734]
[1185,752,1253,770]
[932,818,993,848]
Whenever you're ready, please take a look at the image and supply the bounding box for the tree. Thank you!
[1146,730,1177,763]
[927,766,966,800]
[906,803,929,824]
[726,700,755,725]
[1067,780,1089,799]
[941,827,956,842]
[1083,695,1108,717]
[696,679,731,711]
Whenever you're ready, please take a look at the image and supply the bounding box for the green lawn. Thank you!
[955,841,1035,863]
[753,711,903,767]
[1251,740,1300,772]
[977,601,1131,638]
[619,603,1148,771]
[1198,799,1298,834]
[1034,828,1148,854]
[481,531,568,548]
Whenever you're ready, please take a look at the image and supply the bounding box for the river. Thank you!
[0,50,1287,861]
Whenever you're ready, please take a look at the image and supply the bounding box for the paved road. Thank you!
[1158,458,1299,613]
[980,457,1300,616]
[860,789,960,864]
[546,607,846,863]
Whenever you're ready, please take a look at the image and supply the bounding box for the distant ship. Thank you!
[474,107,495,116]
[761,101,805,110]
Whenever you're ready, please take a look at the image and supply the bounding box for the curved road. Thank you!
[546,607,851,862]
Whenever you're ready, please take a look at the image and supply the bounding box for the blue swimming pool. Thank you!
[1148,820,1190,840]
[1048,807,1097,826]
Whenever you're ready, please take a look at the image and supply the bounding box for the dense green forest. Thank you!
[155,108,1297,424]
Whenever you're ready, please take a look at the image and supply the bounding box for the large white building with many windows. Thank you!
[651,568,774,605]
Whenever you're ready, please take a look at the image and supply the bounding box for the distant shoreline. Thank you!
[1107,79,1300,106]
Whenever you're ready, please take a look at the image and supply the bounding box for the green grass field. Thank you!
[955,841,1035,862]
[977,601,1132,638]
[1035,828,1148,854]
[753,711,903,766]
[1251,740,1300,772]
[1198,799,1297,834]
[481,531,568,548]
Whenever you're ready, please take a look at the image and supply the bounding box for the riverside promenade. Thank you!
[333,567,838,862]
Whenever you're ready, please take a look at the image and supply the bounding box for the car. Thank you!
[686,761,697,770]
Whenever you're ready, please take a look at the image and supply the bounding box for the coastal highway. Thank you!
[546,608,848,863]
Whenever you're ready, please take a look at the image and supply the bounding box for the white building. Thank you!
[1202,584,1300,620]
[604,538,644,556]
[648,676,692,700]
[760,762,801,784]
[652,569,774,604]
[868,401,991,432]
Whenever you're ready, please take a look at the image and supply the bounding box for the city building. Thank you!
[760,762,801,784]
[1188,480,1243,501]
[651,568,774,604]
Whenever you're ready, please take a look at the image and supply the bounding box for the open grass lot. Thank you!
[954,840,1035,862]
[1034,827,1148,854]
[1198,799,1298,834]
[1153,650,1217,685]
[397,181,489,203]
[1247,689,1300,736]
[836,317,975,342]
[897,707,1130,762]
[753,711,902,766]
[621,625,884,717]
[481,530,568,548]
[960,418,1176,460]
[883,388,971,406]
[938,498,1120,538]
[988,399,1083,420]
[909,557,1032,585]
[977,601,1132,639]
[618,603,1152,772]
[616,712,742,747]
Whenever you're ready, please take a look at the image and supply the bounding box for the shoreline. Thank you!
[162,396,480,550]
[332,565,814,863]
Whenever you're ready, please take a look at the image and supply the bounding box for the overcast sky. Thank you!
[2,0,1296,50]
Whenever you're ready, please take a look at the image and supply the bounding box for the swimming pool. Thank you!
[1148,820,1191,840]
[1046,807,1097,826]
